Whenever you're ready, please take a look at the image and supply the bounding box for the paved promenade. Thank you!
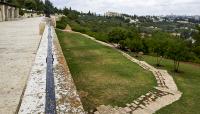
[0,18,42,114]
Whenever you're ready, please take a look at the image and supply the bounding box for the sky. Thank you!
[49,0,200,16]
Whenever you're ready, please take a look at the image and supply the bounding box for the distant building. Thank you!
[177,20,189,24]
[105,11,121,17]
[170,33,181,37]
[194,15,200,21]
[0,0,19,21]
[130,19,139,23]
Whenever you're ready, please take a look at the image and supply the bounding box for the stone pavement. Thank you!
[0,17,42,114]
[68,31,182,114]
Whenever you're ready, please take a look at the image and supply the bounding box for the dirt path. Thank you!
[0,17,42,114]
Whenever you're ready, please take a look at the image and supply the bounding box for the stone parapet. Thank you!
[18,21,85,113]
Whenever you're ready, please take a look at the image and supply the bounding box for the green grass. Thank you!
[56,30,156,112]
[139,55,200,114]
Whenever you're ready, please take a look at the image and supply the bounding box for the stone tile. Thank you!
[124,107,132,113]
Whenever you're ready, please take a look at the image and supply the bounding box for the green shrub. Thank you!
[56,21,66,29]
[56,16,69,29]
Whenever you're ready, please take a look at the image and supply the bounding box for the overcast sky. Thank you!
[50,0,200,16]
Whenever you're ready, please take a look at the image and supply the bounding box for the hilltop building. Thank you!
[0,0,19,21]
[105,11,121,17]
[194,15,200,21]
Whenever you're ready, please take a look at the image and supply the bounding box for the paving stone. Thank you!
[126,104,131,107]
[130,106,136,111]
[139,104,146,109]
[138,97,143,100]
[124,107,132,113]
[133,101,139,104]
[131,103,137,107]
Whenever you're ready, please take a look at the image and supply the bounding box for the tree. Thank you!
[149,31,172,66]
[119,40,127,50]
[63,7,70,16]
[67,12,78,20]
[44,0,54,17]
[24,0,36,10]
[166,39,189,72]
[193,26,200,46]
[35,0,44,12]
[193,26,200,44]
[191,26,200,59]
[125,37,143,52]
[15,0,25,7]
[192,46,200,58]
[108,28,127,43]
[7,0,20,6]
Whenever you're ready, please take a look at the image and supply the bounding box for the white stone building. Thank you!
[0,0,19,21]
[105,11,122,17]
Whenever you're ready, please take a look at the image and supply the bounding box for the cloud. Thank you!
[50,0,200,15]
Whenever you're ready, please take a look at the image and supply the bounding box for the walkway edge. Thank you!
[52,28,85,113]
[15,27,43,114]
[18,25,49,114]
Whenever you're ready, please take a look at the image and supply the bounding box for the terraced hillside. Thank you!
[56,30,156,112]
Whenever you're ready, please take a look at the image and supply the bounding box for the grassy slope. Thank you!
[140,55,200,114]
[56,30,156,111]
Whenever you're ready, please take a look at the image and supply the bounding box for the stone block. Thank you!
[124,107,132,112]
[126,104,131,107]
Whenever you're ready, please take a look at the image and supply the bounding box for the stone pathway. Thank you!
[18,25,48,113]
[0,17,41,114]
[68,31,182,114]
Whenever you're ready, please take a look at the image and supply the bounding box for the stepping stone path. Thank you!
[71,31,182,114]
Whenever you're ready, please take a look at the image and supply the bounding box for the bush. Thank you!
[56,16,68,29]
[108,28,127,43]
[56,21,66,29]
[19,9,24,16]
[72,26,88,33]
[193,46,200,58]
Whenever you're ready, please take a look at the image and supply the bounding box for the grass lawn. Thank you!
[56,30,156,112]
[138,55,200,114]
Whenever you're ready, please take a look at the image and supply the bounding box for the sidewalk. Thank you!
[0,17,42,114]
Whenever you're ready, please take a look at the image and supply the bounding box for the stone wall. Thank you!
[18,21,85,114]
[0,5,2,21]
[0,4,5,21]
[0,3,19,22]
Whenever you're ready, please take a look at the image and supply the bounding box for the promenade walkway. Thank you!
[0,17,42,114]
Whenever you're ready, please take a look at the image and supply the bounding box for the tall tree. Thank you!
[149,31,172,66]
[44,0,54,17]
[24,0,36,10]
[35,0,44,11]
[193,26,200,46]
[7,0,23,7]
[166,39,188,72]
